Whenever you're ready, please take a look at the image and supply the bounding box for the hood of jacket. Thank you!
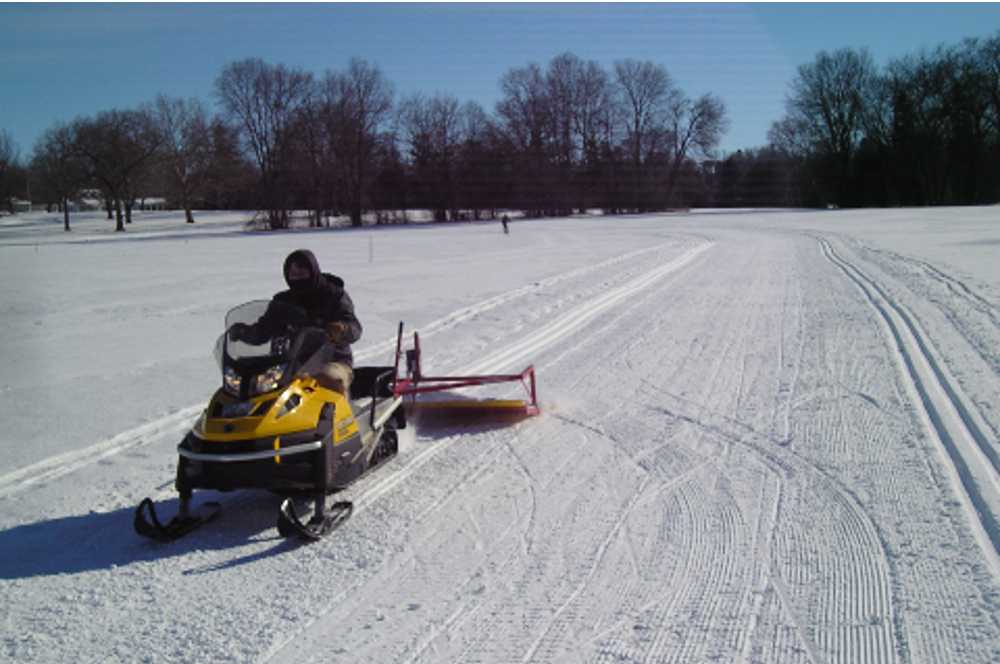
[283,249,323,292]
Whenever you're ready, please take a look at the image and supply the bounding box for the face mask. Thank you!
[288,277,312,291]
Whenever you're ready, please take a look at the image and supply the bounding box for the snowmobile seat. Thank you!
[350,366,397,401]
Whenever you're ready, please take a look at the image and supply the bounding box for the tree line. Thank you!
[1,52,726,231]
[721,31,1000,208]
[4,31,999,229]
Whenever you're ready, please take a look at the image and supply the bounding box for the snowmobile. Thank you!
[135,300,539,543]
[135,300,405,541]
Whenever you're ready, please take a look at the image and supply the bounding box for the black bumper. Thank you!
[177,429,330,493]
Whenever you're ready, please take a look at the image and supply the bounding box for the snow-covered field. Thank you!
[1,206,999,663]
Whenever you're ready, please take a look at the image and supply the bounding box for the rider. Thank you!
[230,249,361,394]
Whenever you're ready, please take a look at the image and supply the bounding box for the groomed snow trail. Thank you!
[819,238,1000,575]
[2,213,999,664]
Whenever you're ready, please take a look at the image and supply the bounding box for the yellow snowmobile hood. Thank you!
[194,376,359,444]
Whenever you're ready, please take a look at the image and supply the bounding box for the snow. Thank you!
[1,206,999,663]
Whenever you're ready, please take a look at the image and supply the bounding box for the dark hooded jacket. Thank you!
[259,249,362,367]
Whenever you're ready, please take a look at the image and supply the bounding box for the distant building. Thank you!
[138,197,167,211]
[73,189,104,211]
[66,191,169,212]
[68,197,102,212]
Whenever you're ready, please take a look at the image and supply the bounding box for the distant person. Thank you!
[229,249,361,394]
[501,214,510,234]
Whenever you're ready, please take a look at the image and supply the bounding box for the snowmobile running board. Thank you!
[390,323,540,417]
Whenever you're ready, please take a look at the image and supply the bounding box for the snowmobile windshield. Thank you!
[213,300,329,398]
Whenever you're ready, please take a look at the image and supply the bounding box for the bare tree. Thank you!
[497,63,549,154]
[496,63,550,215]
[948,39,996,201]
[399,93,463,220]
[545,53,582,214]
[151,96,213,223]
[455,100,502,219]
[215,58,313,228]
[664,93,727,205]
[202,119,255,210]
[574,60,615,169]
[613,59,677,210]
[0,129,19,213]
[976,34,1000,199]
[887,49,956,204]
[614,60,674,164]
[286,85,331,228]
[982,33,1000,138]
[118,110,163,225]
[73,110,163,231]
[780,48,877,204]
[857,73,895,150]
[767,115,812,157]
[31,123,86,231]
[325,59,394,226]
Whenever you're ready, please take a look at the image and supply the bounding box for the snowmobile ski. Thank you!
[277,498,353,541]
[134,497,222,543]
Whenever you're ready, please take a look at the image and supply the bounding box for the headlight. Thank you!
[223,366,241,395]
[253,364,287,395]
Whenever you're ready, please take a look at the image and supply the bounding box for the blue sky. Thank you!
[2,3,999,158]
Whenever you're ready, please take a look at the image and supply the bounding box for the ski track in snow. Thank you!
[842,236,1000,446]
[819,237,1000,576]
[4,213,1000,664]
[461,241,713,376]
[851,238,1000,329]
[0,408,201,500]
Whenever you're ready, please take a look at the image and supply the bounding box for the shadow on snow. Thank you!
[0,490,301,580]
[0,393,533,580]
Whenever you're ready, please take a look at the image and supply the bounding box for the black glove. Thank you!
[229,322,250,342]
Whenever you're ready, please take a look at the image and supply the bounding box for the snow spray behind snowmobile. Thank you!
[134,300,539,543]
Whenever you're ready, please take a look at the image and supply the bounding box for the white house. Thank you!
[137,197,167,211]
